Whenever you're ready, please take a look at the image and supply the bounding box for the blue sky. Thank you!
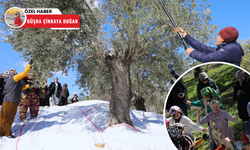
[1,0,250,98]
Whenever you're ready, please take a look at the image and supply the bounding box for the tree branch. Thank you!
[132,35,171,61]
[121,31,127,60]
[73,46,90,55]
[140,19,154,43]
[83,1,105,63]
[133,25,168,60]
[134,26,138,55]
[143,25,167,45]
[85,54,98,62]
[124,26,136,61]
[92,40,105,63]
[144,88,156,100]
[84,1,95,20]
[85,24,93,32]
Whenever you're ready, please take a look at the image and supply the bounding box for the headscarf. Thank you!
[15,11,20,17]
[165,118,169,124]
[235,70,244,78]
[168,123,185,139]
[200,87,221,100]
[3,69,17,79]
[169,106,183,116]
[73,92,78,98]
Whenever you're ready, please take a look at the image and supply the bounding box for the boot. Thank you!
[7,135,16,138]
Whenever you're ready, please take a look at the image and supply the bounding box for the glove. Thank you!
[29,59,33,65]
[27,79,34,86]
[202,133,208,140]
[170,79,175,85]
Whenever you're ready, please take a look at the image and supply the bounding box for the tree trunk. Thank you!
[134,96,146,111]
[106,56,133,127]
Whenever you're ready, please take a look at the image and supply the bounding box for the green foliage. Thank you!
[240,39,250,72]
[0,0,103,90]
[184,64,238,100]
[1,0,218,116]
[145,90,166,114]
[130,52,190,113]
[76,0,218,111]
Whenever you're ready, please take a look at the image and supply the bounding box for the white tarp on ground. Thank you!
[0,100,176,150]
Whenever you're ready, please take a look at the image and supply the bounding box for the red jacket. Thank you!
[14,17,22,26]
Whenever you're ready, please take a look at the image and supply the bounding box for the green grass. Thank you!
[184,64,238,101]
[181,64,242,149]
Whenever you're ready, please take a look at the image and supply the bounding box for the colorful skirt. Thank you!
[19,92,40,121]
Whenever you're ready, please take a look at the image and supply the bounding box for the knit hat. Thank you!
[219,27,239,42]
[199,72,208,81]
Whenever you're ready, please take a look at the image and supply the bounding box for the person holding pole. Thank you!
[174,27,244,66]
[0,60,32,138]
[157,1,244,66]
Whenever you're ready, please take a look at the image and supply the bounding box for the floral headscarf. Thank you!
[3,69,17,79]
[168,123,185,139]
[169,106,183,116]
[235,70,244,78]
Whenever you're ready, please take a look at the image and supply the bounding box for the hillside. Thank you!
[183,64,243,149]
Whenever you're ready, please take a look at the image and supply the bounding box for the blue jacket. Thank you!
[185,34,244,66]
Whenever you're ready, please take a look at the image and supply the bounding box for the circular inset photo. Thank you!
[164,62,250,150]
[5,7,26,28]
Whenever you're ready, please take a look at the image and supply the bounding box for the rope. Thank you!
[79,107,112,150]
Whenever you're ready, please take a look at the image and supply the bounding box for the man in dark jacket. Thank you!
[59,83,69,106]
[166,70,189,116]
[174,27,244,66]
[197,72,219,100]
[47,77,62,106]
[233,70,250,121]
